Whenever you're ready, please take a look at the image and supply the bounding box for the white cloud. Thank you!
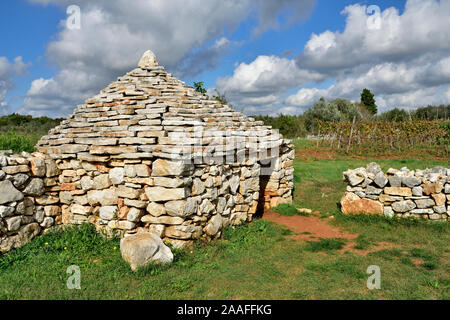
[216,0,450,115]
[0,56,30,115]
[22,0,316,116]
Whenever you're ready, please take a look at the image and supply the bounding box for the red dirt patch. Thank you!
[262,210,400,255]
[262,210,358,241]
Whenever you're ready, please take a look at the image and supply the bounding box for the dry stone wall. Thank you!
[0,152,62,252]
[341,162,450,221]
[0,51,294,253]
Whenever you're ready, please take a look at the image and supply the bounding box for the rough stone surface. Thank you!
[341,163,449,221]
[120,232,173,271]
[392,200,416,213]
[340,192,383,215]
[0,180,24,204]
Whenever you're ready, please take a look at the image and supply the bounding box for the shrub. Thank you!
[0,129,35,153]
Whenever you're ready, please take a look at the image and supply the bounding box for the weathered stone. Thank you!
[70,204,91,215]
[80,176,94,191]
[415,198,435,209]
[433,205,446,214]
[138,50,159,68]
[444,183,450,194]
[388,176,402,187]
[340,192,383,215]
[0,180,24,204]
[0,223,40,253]
[146,202,166,217]
[199,198,215,215]
[383,206,394,218]
[145,186,188,201]
[410,208,433,214]
[153,177,186,188]
[366,186,382,195]
[124,165,137,177]
[59,191,73,204]
[0,205,15,218]
[117,185,140,199]
[127,207,143,222]
[165,225,202,240]
[36,195,59,205]
[239,177,259,195]
[148,224,165,238]
[135,164,151,177]
[29,158,45,177]
[229,174,240,194]
[412,186,423,196]
[402,176,421,188]
[109,167,124,185]
[13,173,29,188]
[23,178,45,196]
[192,178,205,195]
[392,200,416,213]
[152,159,193,177]
[40,216,54,228]
[2,165,29,174]
[141,215,184,225]
[164,198,197,217]
[379,194,403,203]
[205,214,223,236]
[373,172,388,188]
[5,216,22,232]
[120,232,172,271]
[93,174,112,189]
[343,170,365,187]
[87,188,118,206]
[423,182,443,195]
[123,199,147,208]
[432,193,446,206]
[99,206,118,220]
[384,187,412,197]
[44,206,61,216]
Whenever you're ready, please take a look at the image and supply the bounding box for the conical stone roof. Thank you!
[37,50,286,165]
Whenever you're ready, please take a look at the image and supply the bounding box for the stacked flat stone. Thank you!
[0,152,61,252]
[341,162,450,221]
[30,50,294,249]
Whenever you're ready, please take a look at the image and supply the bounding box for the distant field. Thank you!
[0,114,62,153]
[0,139,448,300]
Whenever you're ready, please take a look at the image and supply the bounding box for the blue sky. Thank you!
[1,0,449,118]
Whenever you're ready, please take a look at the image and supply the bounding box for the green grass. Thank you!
[304,238,347,252]
[0,138,448,299]
[0,129,35,153]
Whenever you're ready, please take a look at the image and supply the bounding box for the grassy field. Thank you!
[0,139,448,299]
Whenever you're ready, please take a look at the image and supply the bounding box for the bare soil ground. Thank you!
[262,210,400,255]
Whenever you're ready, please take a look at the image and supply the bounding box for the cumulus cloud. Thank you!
[214,55,325,114]
[216,0,450,115]
[0,56,30,115]
[22,0,316,116]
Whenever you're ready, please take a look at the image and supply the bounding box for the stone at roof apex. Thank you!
[138,50,158,68]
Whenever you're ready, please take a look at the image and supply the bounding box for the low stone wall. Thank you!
[341,162,450,221]
[0,141,294,253]
[0,152,61,252]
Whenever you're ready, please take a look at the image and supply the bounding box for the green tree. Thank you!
[360,88,377,115]
[193,81,207,94]
[379,108,410,122]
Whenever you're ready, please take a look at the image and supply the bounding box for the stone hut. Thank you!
[4,50,294,250]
